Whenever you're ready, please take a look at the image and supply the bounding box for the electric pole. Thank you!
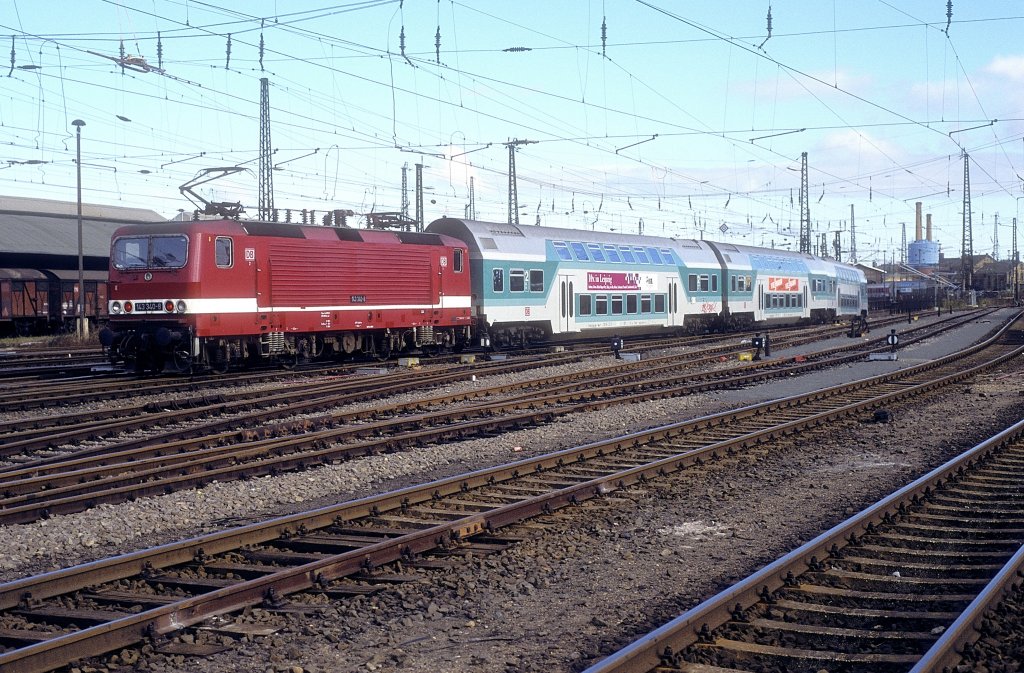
[849,204,857,263]
[258,77,274,221]
[506,139,536,225]
[799,152,811,254]
[961,150,974,293]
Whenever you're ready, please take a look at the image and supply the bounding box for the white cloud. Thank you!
[984,55,1024,81]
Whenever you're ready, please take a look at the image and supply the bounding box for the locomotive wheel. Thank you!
[279,351,299,369]
[171,349,193,375]
[207,344,229,374]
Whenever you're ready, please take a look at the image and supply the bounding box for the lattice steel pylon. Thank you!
[798,152,811,254]
[400,163,409,221]
[849,203,857,263]
[993,213,1000,260]
[258,77,274,221]
[961,150,974,293]
[506,139,536,225]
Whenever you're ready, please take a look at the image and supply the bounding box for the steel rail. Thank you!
[580,407,1024,673]
[0,312,999,524]
[0,319,1019,672]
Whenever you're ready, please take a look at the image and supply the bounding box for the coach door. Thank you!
[668,279,679,326]
[559,275,575,333]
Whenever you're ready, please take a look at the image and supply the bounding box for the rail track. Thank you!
[0,312,1019,673]
[0,313,909,406]
[0,312,989,525]
[582,414,1024,673]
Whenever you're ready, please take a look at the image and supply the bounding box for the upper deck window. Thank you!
[113,234,188,270]
[553,241,573,261]
[569,242,589,261]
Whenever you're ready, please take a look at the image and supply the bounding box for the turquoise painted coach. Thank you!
[426,218,867,346]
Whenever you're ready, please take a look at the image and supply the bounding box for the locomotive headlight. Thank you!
[124,301,133,313]
[164,300,175,313]
[176,300,187,313]
[111,301,122,315]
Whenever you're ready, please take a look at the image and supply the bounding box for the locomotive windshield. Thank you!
[112,235,188,270]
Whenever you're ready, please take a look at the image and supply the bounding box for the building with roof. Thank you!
[0,195,166,270]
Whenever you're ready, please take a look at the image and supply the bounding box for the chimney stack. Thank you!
[915,202,923,241]
[926,214,932,241]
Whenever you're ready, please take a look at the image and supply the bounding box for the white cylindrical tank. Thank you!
[908,240,940,267]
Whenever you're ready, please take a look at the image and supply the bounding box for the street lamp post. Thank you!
[72,119,86,338]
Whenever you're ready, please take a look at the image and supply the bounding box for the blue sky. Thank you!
[3,1,1024,265]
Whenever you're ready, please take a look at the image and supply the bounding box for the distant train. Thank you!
[98,217,867,372]
[0,268,108,337]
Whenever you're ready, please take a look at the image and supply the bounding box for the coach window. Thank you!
[654,294,666,313]
[641,294,652,313]
[492,268,504,293]
[587,243,606,262]
[595,295,608,315]
[626,294,638,313]
[633,247,650,264]
[619,246,636,263]
[510,269,526,292]
[530,269,544,292]
[215,237,233,268]
[611,294,623,314]
[660,248,674,264]
[646,247,663,264]
[603,245,622,263]
[453,248,464,272]
[698,274,710,292]
[688,274,698,292]
[553,241,573,261]
[579,294,592,315]
[570,242,589,260]
[711,275,718,292]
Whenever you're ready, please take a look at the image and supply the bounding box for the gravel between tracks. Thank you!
[4,310,1023,673]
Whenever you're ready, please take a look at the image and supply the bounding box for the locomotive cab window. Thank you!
[113,234,188,270]
[215,237,233,268]
[453,248,464,272]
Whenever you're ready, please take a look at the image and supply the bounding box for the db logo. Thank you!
[440,257,448,267]
[524,306,531,316]
[244,248,256,261]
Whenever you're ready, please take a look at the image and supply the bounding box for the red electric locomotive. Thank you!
[99,219,472,372]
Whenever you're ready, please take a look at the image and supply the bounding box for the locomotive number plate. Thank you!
[350,295,366,303]
[136,301,162,312]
